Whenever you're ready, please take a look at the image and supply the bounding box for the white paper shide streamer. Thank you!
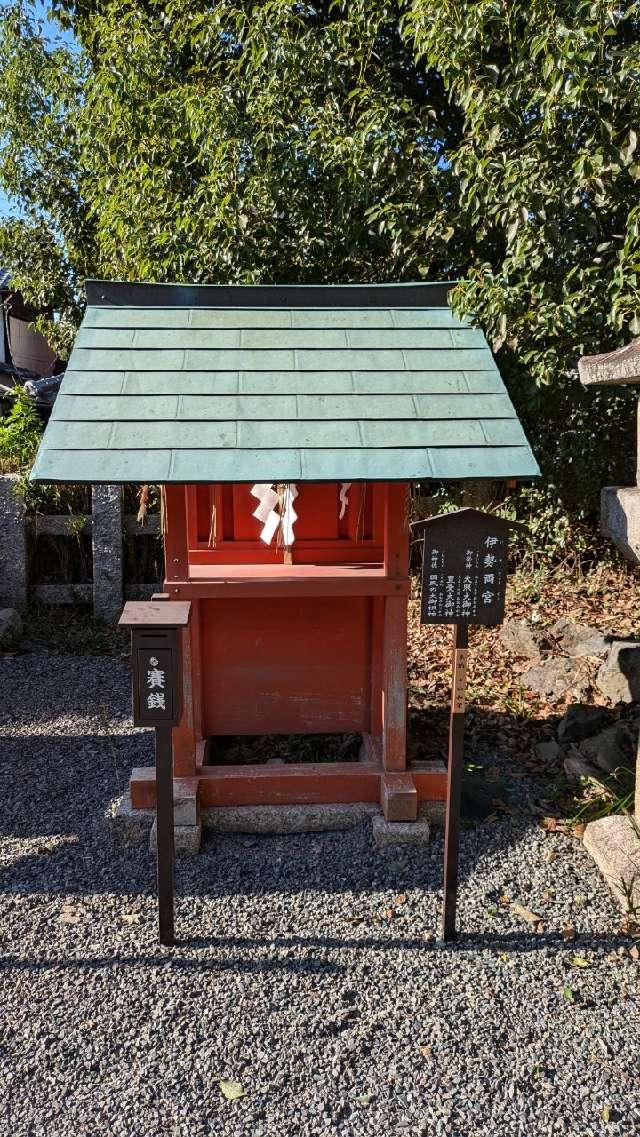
[251,483,298,546]
[339,482,351,520]
[251,481,352,545]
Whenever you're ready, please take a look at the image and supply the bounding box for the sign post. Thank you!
[119,600,192,946]
[412,509,523,941]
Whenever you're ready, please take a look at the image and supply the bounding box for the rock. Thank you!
[583,815,640,911]
[557,704,610,744]
[563,752,603,781]
[534,740,561,761]
[579,723,635,776]
[596,641,640,704]
[499,619,544,659]
[0,607,22,644]
[522,657,588,702]
[549,618,609,658]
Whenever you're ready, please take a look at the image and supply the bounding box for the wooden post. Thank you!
[172,598,202,778]
[442,622,469,942]
[155,725,175,946]
[381,595,408,772]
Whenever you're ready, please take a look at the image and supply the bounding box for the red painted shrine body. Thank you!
[130,480,446,819]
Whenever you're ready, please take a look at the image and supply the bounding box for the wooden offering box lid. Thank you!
[118,601,192,629]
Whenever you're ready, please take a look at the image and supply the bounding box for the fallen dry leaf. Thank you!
[218,1080,244,1102]
[570,955,590,969]
[540,817,559,832]
[419,1045,433,1058]
[394,893,408,907]
[562,924,576,941]
[59,906,84,925]
[511,902,544,926]
[629,945,640,962]
[121,912,141,925]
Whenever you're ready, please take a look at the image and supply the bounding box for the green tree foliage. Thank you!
[0,386,43,472]
[1,1,639,531]
[407,0,640,513]
[0,4,90,353]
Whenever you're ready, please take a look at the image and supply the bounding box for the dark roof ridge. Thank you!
[86,279,457,309]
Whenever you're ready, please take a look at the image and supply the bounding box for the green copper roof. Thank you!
[31,280,539,483]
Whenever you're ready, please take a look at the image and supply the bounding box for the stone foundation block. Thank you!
[149,819,202,857]
[108,792,154,843]
[372,813,431,848]
[600,486,640,564]
[173,778,199,827]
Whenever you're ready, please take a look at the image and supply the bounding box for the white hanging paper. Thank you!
[339,482,351,520]
[250,483,298,545]
[280,484,298,546]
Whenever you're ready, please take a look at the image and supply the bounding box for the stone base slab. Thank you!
[202,802,379,834]
[110,795,444,849]
[583,814,640,911]
[600,486,640,564]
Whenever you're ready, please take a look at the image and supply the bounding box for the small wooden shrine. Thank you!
[31,280,538,825]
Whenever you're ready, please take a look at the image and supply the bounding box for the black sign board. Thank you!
[413,508,521,626]
[133,639,181,726]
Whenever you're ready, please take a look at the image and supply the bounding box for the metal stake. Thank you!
[154,725,175,946]
[442,622,469,942]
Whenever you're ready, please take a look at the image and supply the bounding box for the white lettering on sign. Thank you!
[147,691,166,710]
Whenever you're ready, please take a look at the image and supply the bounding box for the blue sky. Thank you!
[0,2,76,219]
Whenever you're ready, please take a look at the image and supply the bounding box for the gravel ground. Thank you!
[1,651,639,1137]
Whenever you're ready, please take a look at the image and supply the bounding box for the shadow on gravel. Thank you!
[0,930,628,977]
